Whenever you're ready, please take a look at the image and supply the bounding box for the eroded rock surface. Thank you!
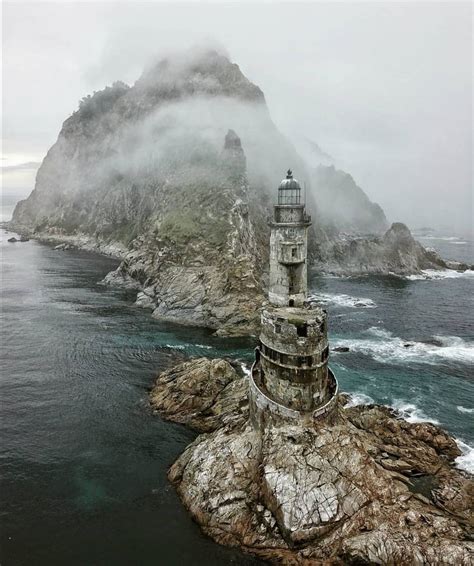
[151,358,474,565]
[150,357,248,432]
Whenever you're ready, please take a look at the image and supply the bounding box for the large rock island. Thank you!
[151,357,473,564]
[8,48,454,336]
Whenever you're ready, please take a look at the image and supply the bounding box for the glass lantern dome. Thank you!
[278,169,302,205]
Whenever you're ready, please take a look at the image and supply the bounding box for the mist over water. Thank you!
[3,2,472,236]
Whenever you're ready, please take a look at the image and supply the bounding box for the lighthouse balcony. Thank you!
[270,207,312,226]
[249,357,339,428]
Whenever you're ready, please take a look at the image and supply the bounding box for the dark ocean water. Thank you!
[1,225,473,565]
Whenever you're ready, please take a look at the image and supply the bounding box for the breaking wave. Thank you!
[455,439,474,474]
[344,393,375,408]
[309,292,376,309]
[390,400,439,424]
[419,236,467,243]
[406,269,474,281]
[238,362,251,378]
[457,406,474,414]
[332,328,474,365]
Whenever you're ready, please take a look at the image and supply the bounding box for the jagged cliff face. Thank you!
[311,164,388,234]
[11,49,448,334]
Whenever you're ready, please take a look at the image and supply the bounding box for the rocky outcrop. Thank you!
[316,222,448,276]
[150,357,248,431]
[150,358,473,564]
[99,136,267,335]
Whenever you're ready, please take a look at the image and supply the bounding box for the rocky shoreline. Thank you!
[4,221,472,337]
[150,357,473,565]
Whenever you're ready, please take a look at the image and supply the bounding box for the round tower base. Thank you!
[249,360,339,430]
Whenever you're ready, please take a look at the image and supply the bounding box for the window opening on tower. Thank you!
[297,324,308,337]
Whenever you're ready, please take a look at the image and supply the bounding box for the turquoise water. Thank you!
[1,226,473,565]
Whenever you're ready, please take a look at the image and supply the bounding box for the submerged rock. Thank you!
[53,243,76,251]
[7,237,18,243]
[151,357,474,565]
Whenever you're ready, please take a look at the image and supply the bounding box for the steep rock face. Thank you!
[12,49,304,240]
[150,358,473,565]
[312,165,388,234]
[11,49,307,334]
[101,136,267,335]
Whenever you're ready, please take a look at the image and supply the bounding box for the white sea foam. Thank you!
[238,362,251,378]
[165,344,186,350]
[195,344,213,350]
[419,235,467,243]
[344,393,375,408]
[332,328,474,365]
[455,439,474,474]
[390,400,440,424]
[457,406,474,414]
[406,269,474,281]
[309,292,376,309]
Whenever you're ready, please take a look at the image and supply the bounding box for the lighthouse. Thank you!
[268,170,312,307]
[249,170,338,427]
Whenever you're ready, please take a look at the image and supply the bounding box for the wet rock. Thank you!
[7,237,18,243]
[445,259,473,272]
[153,358,474,565]
[150,358,248,432]
[332,346,350,352]
[422,338,444,347]
[53,243,76,251]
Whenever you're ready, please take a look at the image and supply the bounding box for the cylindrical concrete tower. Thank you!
[268,170,312,307]
[249,170,338,427]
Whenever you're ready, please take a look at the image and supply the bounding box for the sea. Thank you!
[1,197,473,565]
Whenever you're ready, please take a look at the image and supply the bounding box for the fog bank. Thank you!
[3,2,472,236]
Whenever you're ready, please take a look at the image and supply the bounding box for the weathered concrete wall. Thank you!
[257,304,333,412]
[260,306,328,356]
[249,361,338,428]
[268,205,310,307]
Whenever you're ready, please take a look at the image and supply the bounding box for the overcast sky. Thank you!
[2,1,472,235]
